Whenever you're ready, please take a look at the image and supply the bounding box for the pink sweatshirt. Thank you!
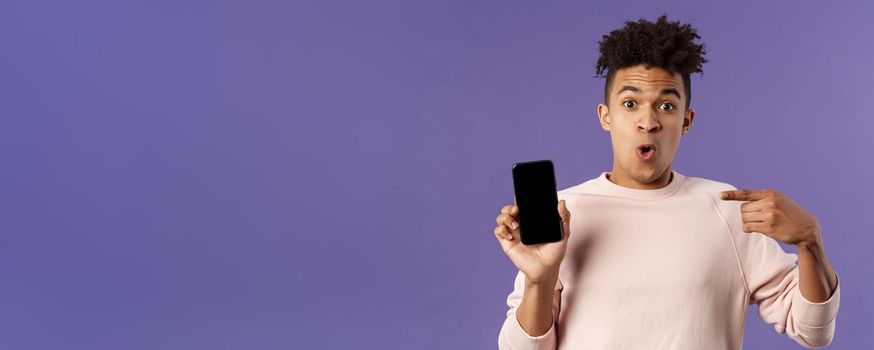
[498,170,840,349]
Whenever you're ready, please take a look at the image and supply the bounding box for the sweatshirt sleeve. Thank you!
[716,187,841,349]
[498,270,563,350]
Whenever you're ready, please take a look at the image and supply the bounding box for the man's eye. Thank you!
[660,103,675,111]
[623,100,636,108]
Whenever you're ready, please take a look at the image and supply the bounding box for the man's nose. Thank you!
[638,111,660,133]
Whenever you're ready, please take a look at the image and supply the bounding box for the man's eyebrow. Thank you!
[661,88,681,99]
[617,85,639,94]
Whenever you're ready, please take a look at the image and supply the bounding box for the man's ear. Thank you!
[597,103,611,131]
[682,108,695,135]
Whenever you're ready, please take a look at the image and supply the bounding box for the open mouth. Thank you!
[637,143,656,160]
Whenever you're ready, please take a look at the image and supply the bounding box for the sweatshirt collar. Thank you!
[593,169,685,200]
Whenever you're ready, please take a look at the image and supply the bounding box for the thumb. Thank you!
[558,200,571,240]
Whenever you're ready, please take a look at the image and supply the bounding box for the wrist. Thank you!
[525,272,559,289]
[796,225,823,249]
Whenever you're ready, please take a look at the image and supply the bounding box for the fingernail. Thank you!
[511,222,519,229]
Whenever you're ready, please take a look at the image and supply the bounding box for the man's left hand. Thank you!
[719,189,821,246]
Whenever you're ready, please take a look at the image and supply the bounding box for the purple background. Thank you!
[1,0,872,349]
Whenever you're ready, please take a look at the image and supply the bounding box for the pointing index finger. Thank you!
[719,189,769,201]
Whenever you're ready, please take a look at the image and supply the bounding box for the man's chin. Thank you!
[631,165,664,184]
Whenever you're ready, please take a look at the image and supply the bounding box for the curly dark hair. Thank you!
[595,15,707,110]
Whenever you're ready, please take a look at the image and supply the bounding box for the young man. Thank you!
[493,15,840,349]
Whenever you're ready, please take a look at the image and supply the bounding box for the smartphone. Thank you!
[511,159,563,245]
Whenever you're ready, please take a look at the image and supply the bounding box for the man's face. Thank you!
[597,64,695,186]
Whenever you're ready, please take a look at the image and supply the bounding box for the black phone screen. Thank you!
[511,159,562,245]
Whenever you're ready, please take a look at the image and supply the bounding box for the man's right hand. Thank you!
[493,199,571,284]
